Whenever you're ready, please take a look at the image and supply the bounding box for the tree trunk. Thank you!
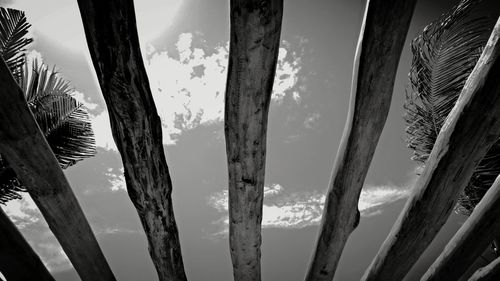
[0,59,115,281]
[304,1,416,280]
[77,1,187,280]
[469,256,500,281]
[421,174,500,281]
[224,1,283,280]
[362,18,500,281]
[0,208,55,281]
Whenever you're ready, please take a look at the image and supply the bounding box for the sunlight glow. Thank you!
[8,0,185,52]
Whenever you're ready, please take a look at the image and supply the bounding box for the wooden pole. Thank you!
[224,1,283,280]
[305,0,417,280]
[77,1,187,280]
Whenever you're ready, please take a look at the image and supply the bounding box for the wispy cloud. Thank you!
[207,182,412,236]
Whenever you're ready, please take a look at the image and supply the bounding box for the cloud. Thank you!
[105,167,126,192]
[89,32,305,149]
[3,197,72,272]
[207,182,412,236]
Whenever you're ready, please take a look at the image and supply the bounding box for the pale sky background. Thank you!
[1,0,499,280]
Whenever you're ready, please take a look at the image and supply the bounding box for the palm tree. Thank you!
[362,7,500,281]
[404,0,498,217]
[0,7,116,281]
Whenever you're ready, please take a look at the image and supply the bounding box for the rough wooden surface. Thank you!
[469,256,500,281]
[362,18,500,281]
[304,1,416,280]
[0,208,55,281]
[77,1,187,280]
[421,173,500,281]
[224,0,283,280]
[0,59,115,281]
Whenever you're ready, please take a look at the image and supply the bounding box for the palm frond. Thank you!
[0,7,32,80]
[21,60,97,168]
[0,59,97,202]
[404,0,499,215]
[0,156,26,204]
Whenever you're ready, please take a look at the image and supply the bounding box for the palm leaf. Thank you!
[404,0,498,215]
[20,59,97,169]
[0,60,96,202]
[0,7,32,80]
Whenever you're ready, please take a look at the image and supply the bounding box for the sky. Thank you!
[1,0,499,280]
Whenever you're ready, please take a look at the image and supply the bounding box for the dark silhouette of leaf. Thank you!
[404,0,499,215]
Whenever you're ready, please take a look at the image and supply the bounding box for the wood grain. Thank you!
[224,1,283,280]
[77,1,187,280]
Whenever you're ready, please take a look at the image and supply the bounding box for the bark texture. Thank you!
[77,1,187,280]
[362,18,500,281]
[0,208,55,281]
[421,173,500,281]
[469,256,500,281]
[304,1,416,280]
[224,1,283,280]
[0,59,115,281]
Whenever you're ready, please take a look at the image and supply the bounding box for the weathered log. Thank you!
[469,256,500,281]
[0,208,55,281]
[77,1,187,280]
[0,59,115,281]
[421,173,500,281]
[362,18,500,281]
[224,1,283,280]
[304,1,417,280]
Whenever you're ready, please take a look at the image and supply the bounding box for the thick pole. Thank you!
[224,0,283,280]
[305,0,416,280]
[77,1,187,280]
[0,59,115,281]
[363,18,500,281]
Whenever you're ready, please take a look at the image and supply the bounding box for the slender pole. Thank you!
[224,1,283,280]
[305,0,417,280]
